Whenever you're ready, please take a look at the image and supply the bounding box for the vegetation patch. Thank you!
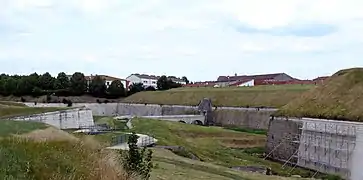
[0,106,69,119]
[122,84,314,107]
[276,68,363,121]
[0,101,26,107]
[0,137,128,180]
[126,118,324,178]
[0,120,48,137]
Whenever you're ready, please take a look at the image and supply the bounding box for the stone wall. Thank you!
[24,102,275,130]
[266,117,363,179]
[265,117,302,163]
[214,108,276,130]
[11,108,94,129]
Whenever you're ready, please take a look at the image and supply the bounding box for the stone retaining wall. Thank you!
[266,117,363,179]
[11,107,94,129]
[24,102,275,130]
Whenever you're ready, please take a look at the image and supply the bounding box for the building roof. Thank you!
[217,73,292,82]
[86,75,127,81]
[132,74,159,80]
[229,79,254,86]
[131,73,185,82]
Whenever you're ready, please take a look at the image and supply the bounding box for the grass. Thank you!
[0,137,128,180]
[122,118,325,178]
[276,68,363,121]
[122,84,314,108]
[0,101,27,107]
[151,148,310,180]
[0,106,69,119]
[0,120,48,137]
[94,116,128,130]
[0,120,130,180]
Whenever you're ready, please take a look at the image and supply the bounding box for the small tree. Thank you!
[107,80,125,98]
[182,76,190,84]
[88,75,107,97]
[145,86,156,91]
[128,83,145,95]
[122,132,153,179]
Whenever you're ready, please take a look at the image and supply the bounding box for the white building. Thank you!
[86,75,129,88]
[230,79,255,87]
[126,74,186,88]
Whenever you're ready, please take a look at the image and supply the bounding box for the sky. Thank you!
[1,0,363,81]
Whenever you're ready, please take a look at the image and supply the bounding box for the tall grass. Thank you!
[0,137,130,180]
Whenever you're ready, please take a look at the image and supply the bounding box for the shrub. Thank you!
[121,132,153,179]
[20,97,26,102]
[46,94,52,103]
[67,100,73,107]
[96,99,101,104]
[103,100,109,104]
[62,98,68,104]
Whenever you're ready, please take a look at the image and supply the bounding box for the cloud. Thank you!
[0,0,363,81]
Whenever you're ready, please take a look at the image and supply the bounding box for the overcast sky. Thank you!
[1,0,363,81]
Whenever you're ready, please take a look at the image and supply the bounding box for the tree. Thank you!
[55,72,70,90]
[107,80,125,98]
[39,72,55,90]
[145,86,156,91]
[182,76,190,84]
[157,75,169,90]
[70,72,87,96]
[88,75,107,97]
[157,75,182,90]
[122,132,153,179]
[3,77,17,96]
[128,83,145,95]
[15,76,33,96]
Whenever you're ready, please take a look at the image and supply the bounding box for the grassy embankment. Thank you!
[277,68,363,121]
[0,110,129,180]
[94,117,325,179]
[0,101,70,119]
[122,84,314,108]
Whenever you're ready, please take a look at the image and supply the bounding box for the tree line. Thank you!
[0,72,187,99]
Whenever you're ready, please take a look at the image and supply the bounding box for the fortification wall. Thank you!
[266,117,363,179]
[213,108,276,129]
[24,102,275,129]
[11,108,94,129]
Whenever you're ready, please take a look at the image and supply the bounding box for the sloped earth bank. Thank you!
[109,118,328,179]
[0,126,131,180]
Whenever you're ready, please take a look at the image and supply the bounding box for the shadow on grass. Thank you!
[223,127,267,135]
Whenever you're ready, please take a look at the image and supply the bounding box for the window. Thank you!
[152,81,156,84]
[143,81,148,83]
[106,82,110,85]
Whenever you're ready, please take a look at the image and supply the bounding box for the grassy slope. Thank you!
[0,106,69,119]
[0,120,48,137]
[151,148,309,180]
[128,118,321,178]
[0,120,129,180]
[277,68,363,121]
[122,84,314,108]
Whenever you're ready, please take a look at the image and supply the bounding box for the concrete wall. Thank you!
[24,102,276,130]
[214,108,276,129]
[11,108,94,129]
[266,117,363,180]
[135,115,206,124]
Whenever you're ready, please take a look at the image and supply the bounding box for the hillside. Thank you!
[122,85,314,108]
[277,68,363,121]
[0,120,129,180]
[109,118,328,179]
